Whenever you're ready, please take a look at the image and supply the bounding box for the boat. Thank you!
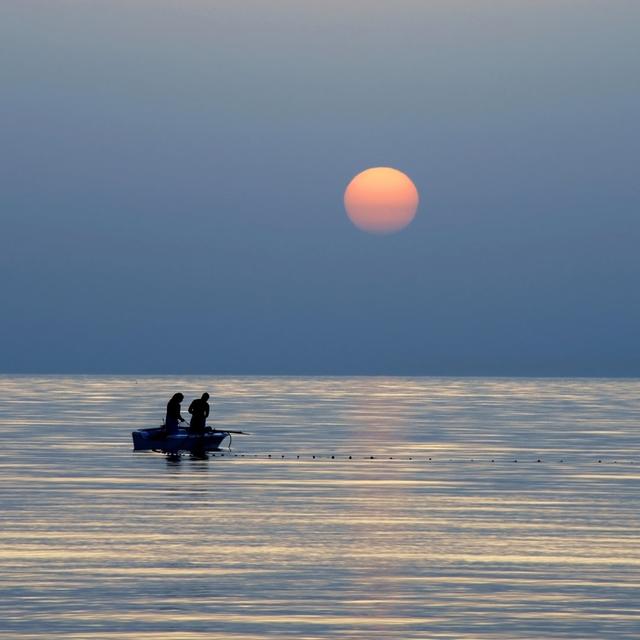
[132,426,232,455]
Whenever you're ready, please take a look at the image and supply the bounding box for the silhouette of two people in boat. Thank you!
[165,393,210,436]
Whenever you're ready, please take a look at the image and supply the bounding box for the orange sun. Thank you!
[344,167,419,234]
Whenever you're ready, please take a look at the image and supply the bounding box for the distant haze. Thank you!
[1,1,639,376]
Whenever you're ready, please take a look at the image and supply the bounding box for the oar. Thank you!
[212,429,250,435]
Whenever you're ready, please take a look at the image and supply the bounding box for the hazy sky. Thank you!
[2,1,639,375]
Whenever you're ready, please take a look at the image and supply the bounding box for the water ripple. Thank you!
[1,376,640,638]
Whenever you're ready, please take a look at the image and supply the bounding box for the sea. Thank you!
[1,375,639,639]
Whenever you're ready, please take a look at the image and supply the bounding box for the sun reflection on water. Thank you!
[1,376,640,638]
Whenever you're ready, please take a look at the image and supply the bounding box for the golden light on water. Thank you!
[1,376,640,637]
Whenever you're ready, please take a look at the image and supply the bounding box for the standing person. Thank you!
[188,393,210,435]
[165,393,185,435]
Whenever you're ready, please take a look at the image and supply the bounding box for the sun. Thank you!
[344,167,419,234]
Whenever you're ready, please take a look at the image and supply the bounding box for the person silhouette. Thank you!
[188,393,210,435]
[165,393,185,435]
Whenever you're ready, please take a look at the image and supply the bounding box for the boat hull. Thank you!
[132,427,230,454]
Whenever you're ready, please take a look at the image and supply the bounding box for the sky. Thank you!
[1,0,639,376]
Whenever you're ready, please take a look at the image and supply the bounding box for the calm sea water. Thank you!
[1,375,639,639]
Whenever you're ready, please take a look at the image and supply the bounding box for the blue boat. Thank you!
[132,427,231,454]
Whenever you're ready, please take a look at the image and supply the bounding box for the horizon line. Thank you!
[1,371,639,381]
